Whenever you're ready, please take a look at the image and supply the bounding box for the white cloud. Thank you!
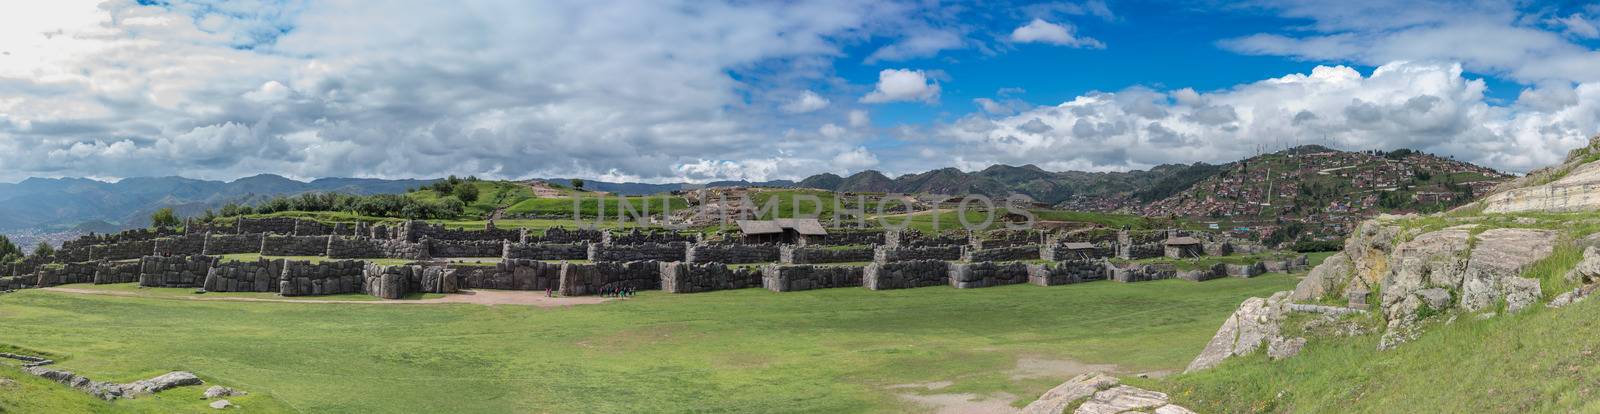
[866,28,965,63]
[926,61,1600,175]
[861,69,941,104]
[831,146,880,173]
[1009,19,1103,48]
[1548,13,1599,39]
[848,110,871,128]
[782,90,830,114]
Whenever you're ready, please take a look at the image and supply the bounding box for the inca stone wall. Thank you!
[963,245,1040,262]
[863,260,949,290]
[203,233,263,255]
[971,229,1042,249]
[139,255,216,287]
[1041,243,1115,261]
[63,228,180,249]
[608,229,699,245]
[261,235,331,257]
[1108,263,1176,283]
[1262,255,1309,272]
[428,240,505,258]
[687,244,779,264]
[36,262,99,286]
[326,236,428,260]
[56,246,91,263]
[874,245,962,262]
[1176,263,1227,282]
[532,227,606,244]
[401,221,522,242]
[359,263,454,299]
[413,266,460,294]
[279,260,364,296]
[1120,243,1164,260]
[761,264,864,292]
[502,242,589,260]
[456,260,562,291]
[894,230,969,247]
[293,220,333,236]
[238,217,298,234]
[948,261,1029,289]
[1058,229,1119,244]
[204,259,283,292]
[92,241,155,261]
[93,261,141,284]
[0,276,29,290]
[805,229,884,246]
[659,262,761,293]
[1027,259,1104,286]
[589,242,687,262]
[1225,262,1266,278]
[783,245,875,264]
[152,234,206,256]
[559,261,661,295]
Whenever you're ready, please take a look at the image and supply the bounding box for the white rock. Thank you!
[1267,337,1307,360]
[209,399,232,409]
[1022,372,1119,414]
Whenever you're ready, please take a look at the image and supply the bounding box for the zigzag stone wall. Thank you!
[261,235,330,257]
[36,262,99,286]
[428,240,504,258]
[502,242,589,260]
[152,234,206,256]
[139,255,216,287]
[204,259,284,292]
[863,260,949,290]
[687,244,779,264]
[203,233,263,255]
[92,241,155,261]
[456,260,561,291]
[874,246,962,262]
[948,261,1030,289]
[1108,263,1176,283]
[279,260,364,296]
[607,229,699,245]
[359,263,460,299]
[761,264,864,292]
[805,229,884,246]
[559,261,661,295]
[660,262,761,293]
[93,261,141,285]
[963,245,1040,262]
[589,242,686,262]
[238,217,298,234]
[1027,259,1104,286]
[783,245,875,264]
[326,236,428,260]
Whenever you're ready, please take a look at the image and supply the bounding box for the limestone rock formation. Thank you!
[1023,373,1195,414]
[1185,291,1290,373]
[1267,336,1306,360]
[1482,136,1600,213]
[1021,372,1118,414]
[204,385,245,399]
[210,399,233,409]
[1458,228,1555,311]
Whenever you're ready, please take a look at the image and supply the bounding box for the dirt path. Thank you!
[40,287,611,307]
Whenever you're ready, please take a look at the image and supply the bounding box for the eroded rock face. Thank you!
[1184,291,1290,373]
[1564,246,1600,284]
[1380,229,1471,311]
[1459,228,1556,311]
[1267,337,1307,360]
[1074,385,1195,414]
[1021,372,1118,414]
[1292,252,1351,301]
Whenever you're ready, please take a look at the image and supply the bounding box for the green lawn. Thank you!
[0,273,1298,413]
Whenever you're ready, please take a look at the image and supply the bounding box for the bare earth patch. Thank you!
[1007,356,1121,380]
[41,287,610,307]
[897,391,1020,414]
[895,356,1125,414]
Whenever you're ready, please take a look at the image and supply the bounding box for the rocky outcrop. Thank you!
[1023,373,1195,414]
[1185,291,1290,373]
[1458,228,1555,311]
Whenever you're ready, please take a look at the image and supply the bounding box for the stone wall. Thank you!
[152,234,206,256]
[279,260,364,296]
[401,220,522,242]
[874,245,962,262]
[63,228,181,249]
[761,264,864,292]
[260,235,330,257]
[1119,243,1164,260]
[607,229,699,245]
[455,260,561,291]
[948,261,1030,288]
[805,229,884,246]
[203,233,263,255]
[1225,262,1266,278]
[963,245,1041,262]
[1176,263,1227,282]
[659,262,761,293]
[1108,263,1176,283]
[559,261,661,295]
[1262,254,1309,272]
[204,259,283,292]
[56,246,92,264]
[687,244,779,264]
[589,242,687,262]
[783,245,875,264]
[238,217,298,234]
[1041,244,1115,261]
[1058,228,1119,244]
[428,239,505,258]
[502,242,589,260]
[93,261,141,285]
[894,230,969,247]
[293,220,333,236]
[972,229,1043,249]
[91,241,155,261]
[1027,259,1104,286]
[139,255,216,287]
[863,260,950,290]
[414,266,461,294]
[326,236,429,260]
[36,262,99,286]
[0,276,30,290]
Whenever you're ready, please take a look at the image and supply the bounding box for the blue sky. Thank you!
[2,0,1600,183]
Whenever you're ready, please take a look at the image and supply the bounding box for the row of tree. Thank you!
[196,193,466,222]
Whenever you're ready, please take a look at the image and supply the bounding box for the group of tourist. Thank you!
[601,286,635,298]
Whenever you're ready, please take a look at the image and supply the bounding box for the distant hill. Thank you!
[0,175,435,231]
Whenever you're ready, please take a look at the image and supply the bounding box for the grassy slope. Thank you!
[408,181,537,219]
[0,274,1297,413]
[1157,298,1600,413]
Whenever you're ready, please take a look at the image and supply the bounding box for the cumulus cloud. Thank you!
[926,61,1600,174]
[1009,19,1103,48]
[782,90,830,114]
[1547,13,1599,39]
[860,69,941,104]
[848,110,871,128]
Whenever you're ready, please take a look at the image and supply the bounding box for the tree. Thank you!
[151,207,181,228]
[0,235,20,264]
[570,178,585,190]
[32,241,55,258]
[452,182,480,203]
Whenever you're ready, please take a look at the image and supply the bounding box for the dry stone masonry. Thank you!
[204,259,284,292]
[687,243,779,264]
[761,264,864,292]
[260,235,331,257]
[559,261,662,295]
[782,245,875,264]
[863,260,949,290]
[203,233,264,255]
[1027,259,1105,286]
[279,260,364,296]
[139,255,216,287]
[948,261,1030,288]
[660,262,761,293]
[502,242,589,260]
[589,242,687,262]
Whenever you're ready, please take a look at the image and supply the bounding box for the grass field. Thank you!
[0,273,1299,413]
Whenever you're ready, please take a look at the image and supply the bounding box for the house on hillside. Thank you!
[735,218,827,244]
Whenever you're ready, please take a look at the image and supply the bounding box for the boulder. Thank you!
[1185,291,1289,373]
[1291,252,1350,301]
[203,385,245,399]
[1549,284,1598,308]
[1564,246,1600,284]
[1503,277,1542,313]
[1073,385,1194,414]
[1415,288,1452,310]
[1021,372,1118,414]
[1267,337,1307,360]
[122,371,203,397]
[1380,229,1470,310]
[210,399,233,409]
[1459,228,1556,311]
